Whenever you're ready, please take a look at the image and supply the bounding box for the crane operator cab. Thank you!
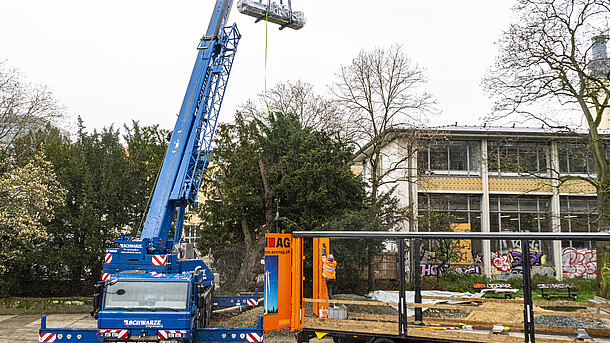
[92,271,214,341]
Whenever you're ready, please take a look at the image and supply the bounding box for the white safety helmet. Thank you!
[328,254,334,262]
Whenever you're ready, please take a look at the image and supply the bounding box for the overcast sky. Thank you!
[0,1,517,133]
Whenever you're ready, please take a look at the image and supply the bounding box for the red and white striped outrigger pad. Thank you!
[246,332,262,342]
[39,333,56,343]
[98,330,128,339]
[246,298,257,306]
[152,254,167,266]
[104,253,112,264]
[158,330,187,339]
[102,273,112,281]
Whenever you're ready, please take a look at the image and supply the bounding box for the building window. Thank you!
[557,142,597,175]
[560,196,597,250]
[183,224,199,243]
[418,140,481,176]
[418,194,482,260]
[489,195,552,264]
[487,140,549,175]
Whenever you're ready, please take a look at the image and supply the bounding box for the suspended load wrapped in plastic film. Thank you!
[237,0,306,30]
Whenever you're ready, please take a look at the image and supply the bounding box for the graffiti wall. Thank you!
[490,249,555,280]
[491,250,543,272]
[420,264,481,277]
[561,247,596,278]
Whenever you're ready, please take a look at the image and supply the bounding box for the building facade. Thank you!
[355,126,605,280]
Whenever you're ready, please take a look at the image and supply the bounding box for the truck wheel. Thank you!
[372,339,395,343]
[204,287,214,327]
[197,308,206,328]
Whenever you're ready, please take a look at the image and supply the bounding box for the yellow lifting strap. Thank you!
[264,2,271,115]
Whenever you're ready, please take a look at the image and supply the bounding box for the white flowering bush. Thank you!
[0,151,65,273]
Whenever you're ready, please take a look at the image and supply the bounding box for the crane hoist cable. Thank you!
[264,0,271,115]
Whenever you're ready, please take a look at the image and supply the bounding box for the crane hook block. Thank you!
[237,0,306,30]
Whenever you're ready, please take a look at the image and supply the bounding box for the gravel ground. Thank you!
[330,294,398,316]
[422,308,471,319]
[534,315,606,329]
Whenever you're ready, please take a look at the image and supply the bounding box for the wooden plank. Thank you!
[347,312,398,322]
[305,298,610,319]
[534,323,610,338]
[409,301,610,320]
[304,298,398,307]
[304,316,605,343]
[307,296,610,309]
[419,317,520,327]
[408,328,573,343]
[408,328,523,343]
[422,295,610,309]
[405,302,477,311]
[418,317,610,338]
[304,317,398,335]
[334,313,610,337]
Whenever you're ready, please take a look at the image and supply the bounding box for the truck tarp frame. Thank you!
[292,231,610,240]
[293,230,610,343]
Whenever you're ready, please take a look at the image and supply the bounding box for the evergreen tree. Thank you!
[199,112,367,292]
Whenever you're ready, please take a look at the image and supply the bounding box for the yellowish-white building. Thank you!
[355,125,606,280]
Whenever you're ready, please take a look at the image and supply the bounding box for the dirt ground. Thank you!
[465,301,524,323]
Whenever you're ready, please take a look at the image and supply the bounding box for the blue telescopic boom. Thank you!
[139,0,238,253]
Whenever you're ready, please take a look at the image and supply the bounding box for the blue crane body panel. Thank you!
[40,1,305,341]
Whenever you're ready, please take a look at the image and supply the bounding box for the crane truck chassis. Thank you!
[38,1,303,343]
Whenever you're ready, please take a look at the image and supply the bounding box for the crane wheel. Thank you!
[197,285,214,328]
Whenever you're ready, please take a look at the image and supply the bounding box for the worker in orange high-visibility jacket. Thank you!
[321,243,337,300]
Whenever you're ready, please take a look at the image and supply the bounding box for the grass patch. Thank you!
[0,296,91,315]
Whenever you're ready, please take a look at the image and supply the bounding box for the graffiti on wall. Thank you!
[421,264,450,276]
[562,247,596,278]
[491,266,555,281]
[491,250,544,272]
[492,251,511,272]
[451,223,472,265]
[419,245,483,277]
[454,265,482,275]
[602,263,610,281]
[500,239,541,253]
[472,253,483,265]
[420,264,481,276]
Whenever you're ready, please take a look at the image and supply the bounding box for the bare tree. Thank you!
[0,61,63,165]
[483,0,610,297]
[239,80,347,140]
[332,44,434,208]
[331,45,435,290]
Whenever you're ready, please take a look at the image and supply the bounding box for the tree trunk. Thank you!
[590,122,610,299]
[233,212,264,293]
[597,178,610,300]
[367,245,376,291]
[258,158,274,227]
[233,237,264,293]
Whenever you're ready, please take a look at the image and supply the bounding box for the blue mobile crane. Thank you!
[38,1,304,343]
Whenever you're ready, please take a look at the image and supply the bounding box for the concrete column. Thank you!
[410,149,418,231]
[550,140,563,280]
[481,138,492,277]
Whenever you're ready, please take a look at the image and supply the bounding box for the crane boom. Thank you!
[40,2,306,342]
[140,0,239,253]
